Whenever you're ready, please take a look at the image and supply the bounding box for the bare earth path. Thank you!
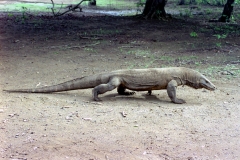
[0,9,240,160]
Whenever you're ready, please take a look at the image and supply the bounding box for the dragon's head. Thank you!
[199,75,216,91]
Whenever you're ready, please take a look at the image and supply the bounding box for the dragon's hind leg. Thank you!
[117,84,135,95]
[92,77,121,101]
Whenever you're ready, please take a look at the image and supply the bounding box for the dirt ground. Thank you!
[0,4,240,160]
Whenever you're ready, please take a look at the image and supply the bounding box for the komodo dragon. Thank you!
[3,67,216,104]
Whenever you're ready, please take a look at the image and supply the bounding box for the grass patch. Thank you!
[159,55,175,62]
[205,65,240,78]
[212,25,240,35]
[0,2,53,12]
[0,0,137,13]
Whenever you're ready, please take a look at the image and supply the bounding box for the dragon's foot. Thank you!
[93,97,102,101]
[172,98,186,104]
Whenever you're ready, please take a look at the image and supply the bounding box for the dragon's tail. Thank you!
[3,75,109,93]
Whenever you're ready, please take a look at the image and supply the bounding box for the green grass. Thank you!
[0,0,137,13]
[0,2,53,12]
[97,0,136,9]
[205,65,240,78]
[159,55,174,62]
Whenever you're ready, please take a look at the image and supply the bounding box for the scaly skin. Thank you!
[3,67,216,104]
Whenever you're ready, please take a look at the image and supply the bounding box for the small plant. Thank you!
[84,48,95,52]
[8,13,13,17]
[195,61,201,66]
[230,15,236,22]
[21,6,28,20]
[184,9,193,18]
[204,8,212,15]
[127,64,136,69]
[190,32,198,37]
[144,55,156,68]
[237,13,240,19]
[159,55,174,62]
[136,0,145,14]
[216,42,222,47]
[214,34,227,39]
[136,0,145,7]
[213,25,238,35]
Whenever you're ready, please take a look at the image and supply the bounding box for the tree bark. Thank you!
[178,0,185,5]
[142,0,167,19]
[218,0,235,22]
[89,0,96,6]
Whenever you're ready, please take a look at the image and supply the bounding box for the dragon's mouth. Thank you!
[201,83,216,91]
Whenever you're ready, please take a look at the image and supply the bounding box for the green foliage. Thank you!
[21,6,28,20]
[213,34,227,48]
[8,13,13,17]
[206,65,240,78]
[136,0,145,7]
[215,42,222,47]
[236,13,240,20]
[214,34,227,39]
[234,0,240,4]
[190,32,198,37]
[12,6,29,23]
[0,2,51,12]
[200,0,225,5]
[204,8,212,15]
[184,9,193,17]
[213,25,240,35]
[159,55,174,62]
[177,55,198,62]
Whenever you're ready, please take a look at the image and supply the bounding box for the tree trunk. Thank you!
[178,0,185,5]
[89,0,96,6]
[142,0,167,19]
[218,0,235,22]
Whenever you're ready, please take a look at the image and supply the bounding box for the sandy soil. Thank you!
[0,5,240,160]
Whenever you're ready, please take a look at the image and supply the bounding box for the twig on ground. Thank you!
[96,109,113,113]
[50,0,64,16]
[82,117,92,121]
[68,42,100,49]
[79,36,103,40]
[51,0,90,17]
[49,42,100,49]
[120,111,127,117]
